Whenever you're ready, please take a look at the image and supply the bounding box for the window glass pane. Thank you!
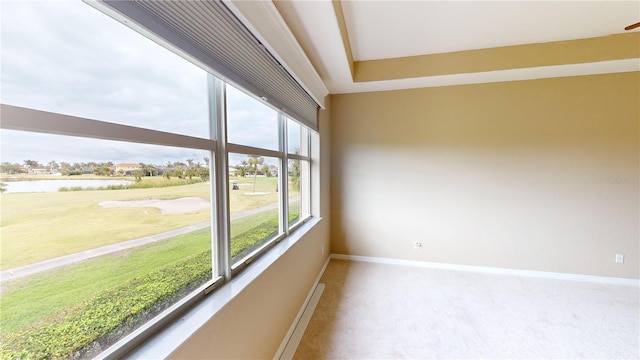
[0,1,210,138]
[287,118,309,156]
[0,130,214,358]
[229,154,281,265]
[288,159,310,227]
[287,118,301,154]
[226,85,279,150]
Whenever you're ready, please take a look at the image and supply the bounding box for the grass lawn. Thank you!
[228,175,299,214]
[0,176,288,270]
[0,201,296,336]
[0,181,211,269]
[0,175,303,357]
[0,228,211,335]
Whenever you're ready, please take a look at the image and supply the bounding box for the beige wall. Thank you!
[330,72,639,279]
[169,97,331,359]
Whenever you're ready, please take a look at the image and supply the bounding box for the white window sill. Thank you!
[122,217,322,359]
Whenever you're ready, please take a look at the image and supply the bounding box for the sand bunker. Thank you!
[99,197,210,214]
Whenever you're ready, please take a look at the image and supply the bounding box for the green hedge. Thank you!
[0,251,211,359]
[0,212,301,359]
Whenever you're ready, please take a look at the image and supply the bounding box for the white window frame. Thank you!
[0,74,315,358]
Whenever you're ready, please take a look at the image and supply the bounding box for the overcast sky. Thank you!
[1,0,293,167]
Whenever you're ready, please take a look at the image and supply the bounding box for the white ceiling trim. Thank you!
[275,1,640,95]
[337,59,640,94]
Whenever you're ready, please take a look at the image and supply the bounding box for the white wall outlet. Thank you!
[615,254,624,264]
[413,241,422,249]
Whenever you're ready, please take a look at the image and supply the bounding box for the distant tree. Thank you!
[0,182,6,193]
[172,170,183,179]
[185,168,198,180]
[133,170,144,182]
[261,164,271,177]
[290,159,300,191]
[186,158,194,168]
[93,166,111,176]
[23,160,41,169]
[47,160,59,173]
[117,169,125,177]
[139,163,157,177]
[60,162,71,176]
[247,155,264,193]
[0,162,21,174]
[203,157,210,168]
[235,160,249,177]
[198,167,210,181]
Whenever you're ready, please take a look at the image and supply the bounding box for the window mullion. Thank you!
[279,113,289,236]
[226,143,282,158]
[211,75,232,281]
[306,130,312,219]
[0,104,215,150]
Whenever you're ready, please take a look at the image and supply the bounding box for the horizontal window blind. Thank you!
[101,0,319,131]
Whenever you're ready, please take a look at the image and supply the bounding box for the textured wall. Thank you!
[330,72,639,279]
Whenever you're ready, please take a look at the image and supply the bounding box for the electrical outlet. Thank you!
[413,241,422,249]
[615,254,624,264]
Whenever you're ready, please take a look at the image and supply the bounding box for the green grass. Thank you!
[0,228,212,335]
[0,175,301,357]
[0,206,298,358]
[0,176,285,269]
[0,202,298,336]
[0,250,213,359]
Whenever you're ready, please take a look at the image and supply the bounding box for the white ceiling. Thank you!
[274,0,640,94]
[342,1,639,61]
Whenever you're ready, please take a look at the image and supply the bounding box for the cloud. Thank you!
[0,0,304,168]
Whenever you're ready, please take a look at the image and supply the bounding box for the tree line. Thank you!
[0,155,300,190]
[0,158,211,181]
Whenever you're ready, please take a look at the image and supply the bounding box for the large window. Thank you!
[0,2,314,358]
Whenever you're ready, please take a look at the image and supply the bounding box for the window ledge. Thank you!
[122,217,322,359]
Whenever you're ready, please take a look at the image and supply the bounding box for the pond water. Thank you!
[2,179,134,194]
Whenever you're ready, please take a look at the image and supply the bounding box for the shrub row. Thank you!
[230,211,300,259]
[0,251,212,359]
[230,218,279,258]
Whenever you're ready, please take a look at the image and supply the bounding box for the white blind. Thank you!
[101,0,319,131]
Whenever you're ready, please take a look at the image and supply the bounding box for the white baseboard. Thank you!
[273,256,331,360]
[278,283,325,360]
[330,254,639,287]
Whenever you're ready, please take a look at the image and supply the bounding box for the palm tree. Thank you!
[247,155,264,193]
[47,160,59,173]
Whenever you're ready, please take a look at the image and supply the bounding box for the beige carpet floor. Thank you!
[293,259,639,359]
